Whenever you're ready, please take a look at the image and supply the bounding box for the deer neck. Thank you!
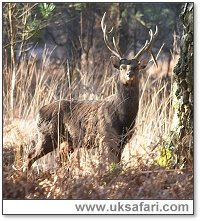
[114,78,139,128]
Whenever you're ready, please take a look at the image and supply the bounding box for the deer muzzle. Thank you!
[127,70,134,78]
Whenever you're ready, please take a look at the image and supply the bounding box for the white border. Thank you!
[3,200,194,215]
[1,0,198,219]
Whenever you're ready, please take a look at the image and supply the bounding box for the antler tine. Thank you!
[113,37,122,57]
[134,25,158,67]
[101,12,122,59]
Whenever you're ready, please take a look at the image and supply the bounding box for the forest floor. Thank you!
[3,120,193,200]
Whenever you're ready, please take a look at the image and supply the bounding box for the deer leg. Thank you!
[57,140,74,165]
[100,134,122,164]
[27,134,57,170]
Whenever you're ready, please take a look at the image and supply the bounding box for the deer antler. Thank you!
[134,26,158,67]
[101,12,122,59]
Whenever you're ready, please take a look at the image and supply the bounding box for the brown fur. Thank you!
[27,57,147,169]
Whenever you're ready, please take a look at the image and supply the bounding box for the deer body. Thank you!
[27,64,140,169]
[27,13,158,169]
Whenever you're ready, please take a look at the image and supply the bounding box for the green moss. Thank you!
[156,145,172,168]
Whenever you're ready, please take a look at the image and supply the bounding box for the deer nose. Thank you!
[127,71,133,78]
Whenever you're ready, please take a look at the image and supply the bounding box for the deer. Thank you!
[26,13,158,170]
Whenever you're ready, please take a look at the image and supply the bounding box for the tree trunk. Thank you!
[172,3,193,167]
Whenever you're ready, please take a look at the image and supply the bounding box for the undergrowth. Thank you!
[3,51,193,199]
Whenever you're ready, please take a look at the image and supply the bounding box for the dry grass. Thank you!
[3,50,193,199]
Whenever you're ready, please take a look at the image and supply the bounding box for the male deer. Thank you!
[26,13,158,170]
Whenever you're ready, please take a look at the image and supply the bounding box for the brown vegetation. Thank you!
[3,48,193,199]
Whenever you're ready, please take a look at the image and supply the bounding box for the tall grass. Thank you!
[3,49,194,200]
[3,47,178,174]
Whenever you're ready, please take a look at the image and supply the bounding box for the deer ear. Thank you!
[138,59,148,69]
[110,56,120,69]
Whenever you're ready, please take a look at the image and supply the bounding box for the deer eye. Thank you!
[120,64,126,70]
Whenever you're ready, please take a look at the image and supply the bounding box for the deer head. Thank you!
[101,12,158,86]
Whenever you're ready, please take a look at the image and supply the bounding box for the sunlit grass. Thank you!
[3,50,192,200]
